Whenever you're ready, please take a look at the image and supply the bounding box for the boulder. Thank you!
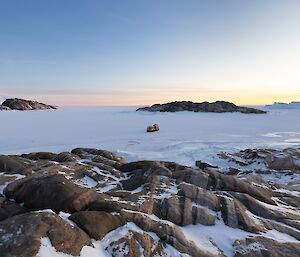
[4,174,98,213]
[178,183,221,211]
[265,153,300,170]
[219,196,265,233]
[69,211,125,240]
[106,229,166,257]
[160,195,216,226]
[20,152,57,161]
[54,152,80,162]
[0,155,29,174]
[0,212,92,257]
[146,124,160,132]
[0,197,27,221]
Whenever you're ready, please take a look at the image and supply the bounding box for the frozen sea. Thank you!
[1,106,300,166]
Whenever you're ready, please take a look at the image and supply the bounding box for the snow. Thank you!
[0,173,26,194]
[36,237,109,257]
[91,166,123,193]
[261,229,299,243]
[182,216,298,257]
[0,107,300,167]
[74,175,98,188]
[182,218,254,257]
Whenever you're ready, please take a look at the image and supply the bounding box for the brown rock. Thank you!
[0,155,29,174]
[0,197,27,221]
[54,152,80,162]
[4,174,98,213]
[20,152,57,160]
[234,236,300,257]
[106,229,166,257]
[70,211,125,240]
[146,124,160,132]
[265,153,300,170]
[0,212,92,257]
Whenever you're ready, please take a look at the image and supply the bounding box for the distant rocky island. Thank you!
[0,98,56,111]
[137,101,267,114]
[265,101,300,109]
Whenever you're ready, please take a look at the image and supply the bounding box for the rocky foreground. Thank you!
[0,98,56,111]
[0,147,300,257]
[137,101,266,114]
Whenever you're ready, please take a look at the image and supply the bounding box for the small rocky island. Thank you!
[0,98,56,111]
[137,101,266,114]
[265,101,300,109]
[0,147,300,257]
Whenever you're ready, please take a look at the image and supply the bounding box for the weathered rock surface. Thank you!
[4,174,99,213]
[0,155,30,174]
[234,237,300,257]
[69,211,125,240]
[0,98,56,111]
[0,212,92,257]
[0,147,299,257]
[0,197,27,221]
[137,101,266,114]
[105,228,167,257]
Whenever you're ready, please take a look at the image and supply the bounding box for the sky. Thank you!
[0,0,300,106]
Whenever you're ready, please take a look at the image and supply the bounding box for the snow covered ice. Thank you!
[1,107,300,166]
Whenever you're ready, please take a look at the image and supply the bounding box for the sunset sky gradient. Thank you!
[0,0,300,106]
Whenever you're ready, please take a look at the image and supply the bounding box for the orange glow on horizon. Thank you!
[43,93,300,107]
[2,88,300,107]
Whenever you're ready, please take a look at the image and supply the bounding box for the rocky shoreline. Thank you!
[0,98,56,111]
[0,147,300,257]
[137,101,266,114]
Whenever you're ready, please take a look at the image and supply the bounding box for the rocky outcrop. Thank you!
[213,148,300,193]
[0,147,299,257]
[0,98,56,111]
[137,101,266,114]
[217,148,300,171]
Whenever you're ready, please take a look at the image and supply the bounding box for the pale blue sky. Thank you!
[0,0,300,105]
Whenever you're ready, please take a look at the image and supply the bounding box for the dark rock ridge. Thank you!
[0,98,56,111]
[137,100,266,114]
[0,147,299,257]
